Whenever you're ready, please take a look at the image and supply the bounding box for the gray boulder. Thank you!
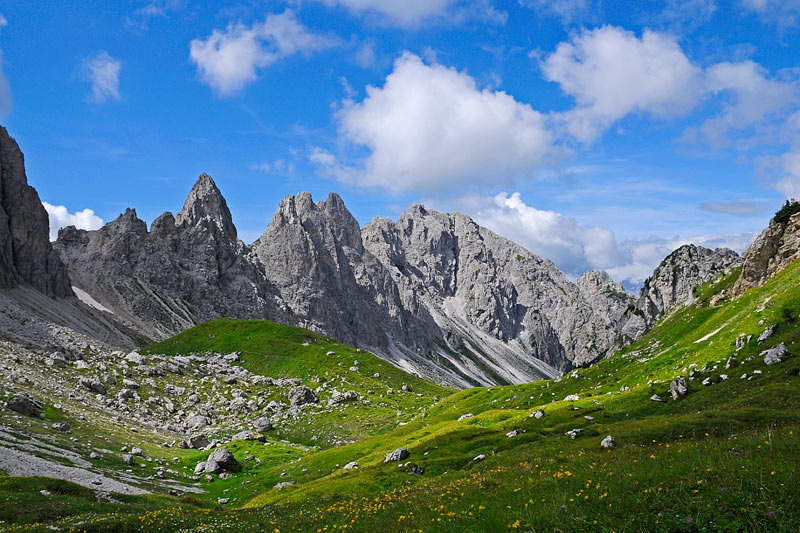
[253,417,273,433]
[186,415,211,429]
[384,448,410,463]
[206,447,241,473]
[762,343,789,365]
[600,435,614,448]
[188,434,210,449]
[6,394,43,418]
[669,376,688,400]
[758,325,776,344]
[288,386,318,407]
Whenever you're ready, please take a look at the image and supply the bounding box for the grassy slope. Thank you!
[2,261,799,532]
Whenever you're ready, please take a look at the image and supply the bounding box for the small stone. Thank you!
[457,413,474,421]
[52,422,70,432]
[563,394,579,402]
[343,461,359,470]
[600,435,614,448]
[650,394,665,402]
[473,454,486,462]
[531,409,545,419]
[506,430,518,438]
[758,325,776,344]
[218,498,229,505]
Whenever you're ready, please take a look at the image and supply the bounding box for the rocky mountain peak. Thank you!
[175,173,236,240]
[619,244,740,343]
[733,207,800,297]
[0,126,72,298]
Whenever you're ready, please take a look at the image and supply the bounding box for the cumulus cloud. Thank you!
[698,61,797,147]
[42,202,104,241]
[81,51,122,103]
[189,10,336,96]
[463,192,754,287]
[541,26,797,146]
[541,26,704,142]
[316,52,554,194]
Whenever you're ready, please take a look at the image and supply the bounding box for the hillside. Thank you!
[1,240,797,531]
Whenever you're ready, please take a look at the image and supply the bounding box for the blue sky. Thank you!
[1,0,799,287]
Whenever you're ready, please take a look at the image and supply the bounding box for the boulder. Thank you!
[6,394,43,418]
[564,394,579,402]
[343,461,359,470]
[253,417,273,433]
[206,447,241,473]
[188,434,210,449]
[289,386,318,407]
[458,413,474,421]
[187,415,211,429]
[384,448,410,463]
[758,325,776,344]
[762,343,789,365]
[531,409,545,419]
[600,435,614,448]
[669,376,688,400]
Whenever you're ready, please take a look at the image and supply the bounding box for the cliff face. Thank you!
[55,174,288,341]
[732,211,800,297]
[619,245,741,342]
[0,126,71,298]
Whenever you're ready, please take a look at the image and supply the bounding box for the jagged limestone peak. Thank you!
[175,173,237,239]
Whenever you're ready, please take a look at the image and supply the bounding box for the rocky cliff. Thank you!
[732,209,800,297]
[0,126,71,298]
[620,244,740,341]
[55,174,288,341]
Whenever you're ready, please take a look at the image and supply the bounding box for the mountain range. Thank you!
[1,125,785,387]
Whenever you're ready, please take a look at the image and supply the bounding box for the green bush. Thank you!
[773,199,800,223]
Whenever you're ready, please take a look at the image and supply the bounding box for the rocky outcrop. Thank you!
[732,210,800,297]
[251,193,439,360]
[619,245,740,342]
[0,126,71,298]
[362,206,618,379]
[55,174,288,340]
[576,270,634,329]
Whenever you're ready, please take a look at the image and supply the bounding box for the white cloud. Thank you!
[525,0,590,23]
[0,13,7,31]
[315,0,456,26]
[42,202,104,241]
[189,10,336,96]
[541,26,704,142]
[81,51,122,103]
[775,149,800,198]
[318,52,554,194]
[356,41,376,67]
[741,0,800,26]
[462,192,754,286]
[698,61,797,147]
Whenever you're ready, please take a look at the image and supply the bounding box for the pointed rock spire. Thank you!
[175,173,237,239]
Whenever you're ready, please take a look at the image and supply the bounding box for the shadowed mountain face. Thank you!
[0,126,71,298]
[52,173,744,387]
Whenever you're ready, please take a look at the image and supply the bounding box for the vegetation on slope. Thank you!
[1,259,799,532]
